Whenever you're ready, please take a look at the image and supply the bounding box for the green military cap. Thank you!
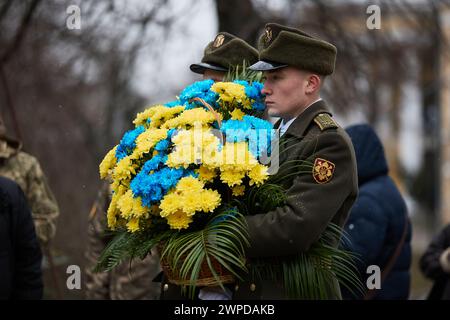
[190,32,259,74]
[249,23,337,75]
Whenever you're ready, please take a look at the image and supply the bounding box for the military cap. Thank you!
[190,32,259,74]
[249,23,337,75]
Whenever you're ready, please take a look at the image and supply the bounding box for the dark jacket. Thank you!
[420,224,450,300]
[0,176,43,299]
[342,124,411,300]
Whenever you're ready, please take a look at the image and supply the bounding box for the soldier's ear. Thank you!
[305,74,321,94]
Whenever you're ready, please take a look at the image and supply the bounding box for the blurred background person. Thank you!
[0,176,43,299]
[342,124,412,300]
[0,114,60,247]
[420,224,450,300]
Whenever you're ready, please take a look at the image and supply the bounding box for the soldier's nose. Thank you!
[261,86,272,96]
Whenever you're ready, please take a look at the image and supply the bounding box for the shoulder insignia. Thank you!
[313,158,335,184]
[314,113,338,131]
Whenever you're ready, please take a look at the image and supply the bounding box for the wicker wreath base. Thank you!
[159,245,236,287]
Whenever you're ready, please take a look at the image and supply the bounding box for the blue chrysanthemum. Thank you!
[179,79,219,110]
[115,126,145,160]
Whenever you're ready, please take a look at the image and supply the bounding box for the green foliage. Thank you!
[160,207,250,299]
[223,60,263,83]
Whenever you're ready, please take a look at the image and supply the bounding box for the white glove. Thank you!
[198,286,232,300]
[440,247,450,273]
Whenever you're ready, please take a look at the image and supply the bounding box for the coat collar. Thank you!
[274,100,332,138]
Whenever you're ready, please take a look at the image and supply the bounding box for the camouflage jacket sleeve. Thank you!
[245,129,357,258]
[84,184,111,300]
[25,157,60,244]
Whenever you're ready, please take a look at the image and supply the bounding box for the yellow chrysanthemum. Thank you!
[106,185,126,229]
[175,176,205,193]
[133,128,168,159]
[165,210,193,230]
[220,168,246,187]
[113,156,136,182]
[219,142,258,169]
[166,128,221,168]
[248,163,269,186]
[211,82,246,103]
[182,192,203,216]
[99,146,118,179]
[159,176,221,218]
[162,108,219,129]
[230,108,246,120]
[107,195,119,229]
[117,190,149,220]
[133,105,185,128]
[159,192,180,218]
[199,189,221,212]
[196,166,217,183]
[126,217,140,233]
[232,185,245,197]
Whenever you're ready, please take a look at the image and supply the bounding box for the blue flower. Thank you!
[220,116,273,157]
[179,79,219,110]
[115,126,145,160]
[233,80,265,111]
[155,139,170,152]
[165,100,182,108]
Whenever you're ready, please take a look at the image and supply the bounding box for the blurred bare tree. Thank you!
[0,0,198,298]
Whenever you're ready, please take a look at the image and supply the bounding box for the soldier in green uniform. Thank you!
[229,23,358,299]
[86,32,259,300]
[0,115,59,246]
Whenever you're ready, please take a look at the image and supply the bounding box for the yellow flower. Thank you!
[113,156,136,182]
[117,190,134,219]
[159,176,221,219]
[232,185,245,196]
[165,210,193,230]
[126,218,140,233]
[176,176,205,193]
[230,108,246,120]
[196,166,217,183]
[219,142,258,169]
[133,128,168,159]
[211,82,246,102]
[220,168,245,187]
[99,146,117,179]
[159,192,180,217]
[133,105,184,128]
[199,189,221,212]
[248,163,269,186]
[182,192,203,216]
[162,108,219,129]
[166,128,221,169]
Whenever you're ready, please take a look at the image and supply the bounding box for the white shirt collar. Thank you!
[279,98,322,136]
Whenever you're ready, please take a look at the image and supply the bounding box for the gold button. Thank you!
[234,284,239,291]
[163,284,169,291]
[250,283,256,292]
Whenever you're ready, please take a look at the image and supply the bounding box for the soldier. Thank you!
[85,32,259,300]
[189,31,259,81]
[0,115,59,247]
[229,23,359,299]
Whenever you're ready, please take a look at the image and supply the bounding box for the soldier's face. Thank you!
[202,69,225,82]
[262,67,312,119]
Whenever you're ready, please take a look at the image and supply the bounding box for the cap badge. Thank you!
[213,34,225,48]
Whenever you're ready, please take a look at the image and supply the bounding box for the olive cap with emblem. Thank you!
[249,23,337,75]
[190,32,259,74]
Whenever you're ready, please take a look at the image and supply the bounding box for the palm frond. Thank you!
[160,207,250,299]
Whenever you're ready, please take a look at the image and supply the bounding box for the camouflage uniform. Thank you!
[0,137,59,245]
[84,182,162,300]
